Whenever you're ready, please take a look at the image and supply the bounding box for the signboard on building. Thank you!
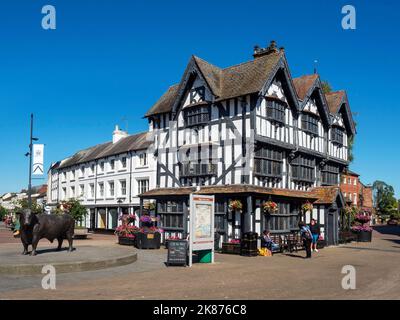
[32,144,44,175]
[189,194,215,267]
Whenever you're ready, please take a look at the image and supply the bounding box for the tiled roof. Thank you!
[140,184,319,200]
[310,186,342,204]
[58,132,151,169]
[145,51,283,117]
[325,91,345,114]
[293,74,319,100]
[145,85,180,117]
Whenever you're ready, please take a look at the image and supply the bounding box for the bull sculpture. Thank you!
[17,209,75,256]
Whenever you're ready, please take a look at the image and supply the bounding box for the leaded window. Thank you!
[184,105,210,127]
[321,164,339,186]
[158,201,184,230]
[331,126,344,145]
[265,202,300,233]
[301,113,319,135]
[266,99,285,124]
[254,146,283,178]
[214,201,225,233]
[291,154,315,183]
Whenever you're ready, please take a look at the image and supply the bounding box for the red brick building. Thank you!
[340,170,373,212]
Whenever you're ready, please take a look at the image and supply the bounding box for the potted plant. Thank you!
[222,239,241,255]
[135,214,163,249]
[301,201,313,213]
[263,201,278,214]
[115,224,139,245]
[228,200,243,213]
[351,214,372,242]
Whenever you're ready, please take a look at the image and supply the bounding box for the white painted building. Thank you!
[47,126,156,230]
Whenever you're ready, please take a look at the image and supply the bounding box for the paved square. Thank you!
[0,225,399,299]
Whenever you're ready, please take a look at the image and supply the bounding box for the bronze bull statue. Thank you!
[17,209,75,256]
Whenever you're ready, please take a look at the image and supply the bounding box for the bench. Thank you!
[285,233,303,253]
[260,235,283,254]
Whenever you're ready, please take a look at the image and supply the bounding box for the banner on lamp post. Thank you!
[32,144,44,175]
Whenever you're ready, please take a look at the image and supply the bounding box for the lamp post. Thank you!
[25,113,39,209]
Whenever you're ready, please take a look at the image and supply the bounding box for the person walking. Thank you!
[309,219,320,252]
[299,221,312,259]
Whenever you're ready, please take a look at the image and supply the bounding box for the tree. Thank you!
[321,81,332,94]
[56,199,87,225]
[347,126,356,163]
[372,181,398,221]
[0,205,8,220]
[14,199,43,214]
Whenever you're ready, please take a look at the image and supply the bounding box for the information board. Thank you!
[189,194,215,266]
[167,240,188,266]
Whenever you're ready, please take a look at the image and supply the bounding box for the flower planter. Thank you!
[221,242,241,255]
[135,232,161,249]
[74,228,89,239]
[356,230,372,242]
[118,236,136,246]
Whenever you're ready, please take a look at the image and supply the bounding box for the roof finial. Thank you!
[314,59,318,74]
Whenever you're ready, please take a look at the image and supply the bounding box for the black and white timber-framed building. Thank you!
[140,41,356,247]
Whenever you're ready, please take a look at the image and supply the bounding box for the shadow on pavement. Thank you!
[373,225,400,236]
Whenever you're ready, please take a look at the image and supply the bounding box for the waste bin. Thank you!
[240,232,258,257]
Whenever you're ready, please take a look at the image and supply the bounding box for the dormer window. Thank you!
[184,104,210,127]
[301,113,319,135]
[266,99,285,124]
[331,126,344,145]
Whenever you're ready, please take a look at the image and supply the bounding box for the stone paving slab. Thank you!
[0,243,137,275]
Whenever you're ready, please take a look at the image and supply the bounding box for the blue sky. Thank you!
[0,0,399,197]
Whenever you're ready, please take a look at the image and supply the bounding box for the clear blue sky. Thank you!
[0,0,399,197]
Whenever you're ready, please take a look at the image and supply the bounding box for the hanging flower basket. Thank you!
[228,200,243,212]
[301,201,313,213]
[263,201,278,214]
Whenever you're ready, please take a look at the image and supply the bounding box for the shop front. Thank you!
[139,185,345,248]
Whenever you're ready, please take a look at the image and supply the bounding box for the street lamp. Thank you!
[25,114,39,209]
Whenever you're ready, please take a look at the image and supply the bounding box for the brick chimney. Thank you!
[112,125,128,144]
[253,40,280,58]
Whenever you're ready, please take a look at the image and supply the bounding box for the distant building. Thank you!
[47,126,156,230]
[340,170,373,213]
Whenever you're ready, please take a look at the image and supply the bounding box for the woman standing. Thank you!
[309,219,320,252]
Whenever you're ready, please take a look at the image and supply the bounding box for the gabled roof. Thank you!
[293,74,319,101]
[310,186,344,205]
[325,91,346,114]
[293,74,331,125]
[325,90,356,135]
[58,132,151,170]
[145,51,284,117]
